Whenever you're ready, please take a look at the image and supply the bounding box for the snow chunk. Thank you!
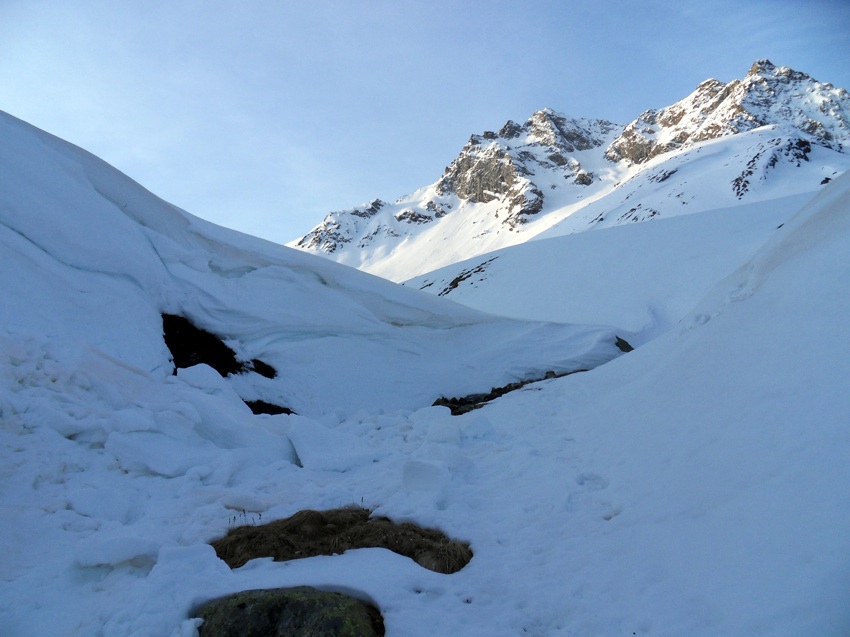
[402,460,449,492]
[285,415,377,471]
[75,534,160,567]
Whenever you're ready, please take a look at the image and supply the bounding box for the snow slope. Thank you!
[406,192,812,344]
[0,108,623,636]
[292,60,850,282]
[2,108,850,637]
[0,110,623,417]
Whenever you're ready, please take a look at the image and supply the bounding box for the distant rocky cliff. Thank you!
[434,110,618,228]
[291,60,850,280]
[605,59,850,165]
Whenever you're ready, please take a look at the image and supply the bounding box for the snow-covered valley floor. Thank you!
[2,110,850,636]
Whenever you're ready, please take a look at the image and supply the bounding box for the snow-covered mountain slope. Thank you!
[3,108,850,636]
[0,108,626,634]
[290,110,623,279]
[457,171,850,636]
[0,110,624,418]
[406,192,812,344]
[292,60,850,282]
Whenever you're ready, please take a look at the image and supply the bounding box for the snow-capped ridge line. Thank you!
[291,60,850,282]
[605,58,849,165]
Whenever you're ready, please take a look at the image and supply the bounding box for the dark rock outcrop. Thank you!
[194,586,384,637]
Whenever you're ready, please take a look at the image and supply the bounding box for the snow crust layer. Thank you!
[3,107,850,636]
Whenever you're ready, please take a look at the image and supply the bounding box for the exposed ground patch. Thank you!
[615,336,634,352]
[433,369,588,415]
[434,336,632,414]
[436,257,498,296]
[211,506,472,574]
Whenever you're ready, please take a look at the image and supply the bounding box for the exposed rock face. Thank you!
[295,199,386,253]
[605,59,850,165]
[292,109,619,254]
[194,586,384,637]
[394,209,433,224]
[435,109,618,227]
[731,136,812,198]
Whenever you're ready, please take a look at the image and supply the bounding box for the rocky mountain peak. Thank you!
[526,108,615,153]
[605,60,850,165]
[747,58,776,76]
[434,109,617,227]
[746,58,810,85]
[292,61,849,279]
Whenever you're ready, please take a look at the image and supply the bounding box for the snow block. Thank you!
[285,416,376,471]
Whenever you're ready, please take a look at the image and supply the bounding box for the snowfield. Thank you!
[405,193,813,346]
[2,103,850,637]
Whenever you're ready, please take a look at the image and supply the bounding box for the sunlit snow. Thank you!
[1,102,849,637]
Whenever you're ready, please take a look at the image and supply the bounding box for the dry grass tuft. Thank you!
[211,506,472,574]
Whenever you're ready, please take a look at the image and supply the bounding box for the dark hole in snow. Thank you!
[246,359,277,379]
[161,314,278,378]
[162,314,244,376]
[244,400,295,416]
[162,315,295,414]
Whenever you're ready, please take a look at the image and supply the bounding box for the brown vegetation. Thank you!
[211,507,472,574]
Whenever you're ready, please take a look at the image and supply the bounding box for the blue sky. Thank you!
[1,0,848,244]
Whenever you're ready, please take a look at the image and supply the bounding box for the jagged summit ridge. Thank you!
[292,61,850,281]
[434,109,619,226]
[605,59,850,165]
[293,109,621,257]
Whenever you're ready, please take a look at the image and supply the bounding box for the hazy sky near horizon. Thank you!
[2,0,848,244]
